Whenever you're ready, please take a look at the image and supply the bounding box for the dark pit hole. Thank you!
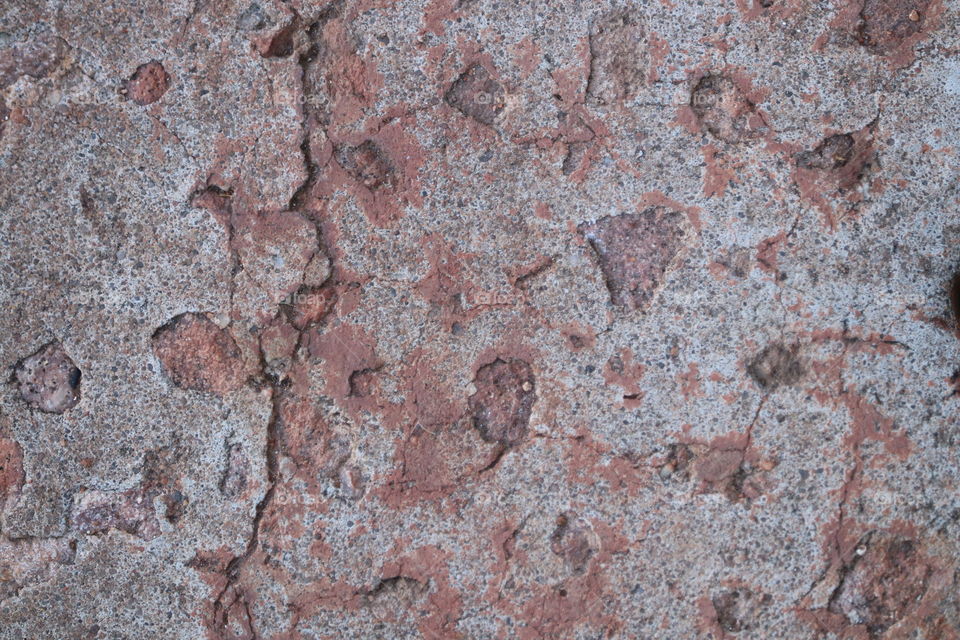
[164,490,188,523]
[263,24,297,58]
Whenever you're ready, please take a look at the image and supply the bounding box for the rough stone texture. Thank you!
[587,9,648,105]
[0,0,959,638]
[13,341,81,414]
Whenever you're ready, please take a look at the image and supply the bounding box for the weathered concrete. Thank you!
[1,0,959,638]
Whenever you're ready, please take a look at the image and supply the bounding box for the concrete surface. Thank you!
[1,0,959,638]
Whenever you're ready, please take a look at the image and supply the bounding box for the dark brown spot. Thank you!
[690,74,761,144]
[445,64,505,125]
[0,96,9,140]
[468,358,535,447]
[662,442,695,480]
[348,368,379,397]
[747,343,804,389]
[580,208,686,312]
[796,134,855,170]
[162,490,188,523]
[14,341,81,414]
[336,141,396,191]
[794,127,875,194]
[713,588,771,632]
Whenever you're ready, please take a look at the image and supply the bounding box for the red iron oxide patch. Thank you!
[0,436,23,500]
[151,312,246,395]
[125,61,171,105]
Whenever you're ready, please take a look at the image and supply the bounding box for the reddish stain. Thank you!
[125,61,171,105]
[152,313,247,396]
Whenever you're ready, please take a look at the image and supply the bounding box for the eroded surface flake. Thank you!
[828,534,939,636]
[587,10,648,104]
[858,0,933,54]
